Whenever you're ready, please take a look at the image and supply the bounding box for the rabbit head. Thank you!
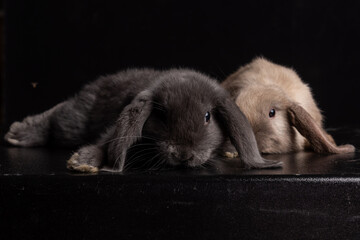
[234,84,302,153]
[106,69,282,171]
[140,72,224,167]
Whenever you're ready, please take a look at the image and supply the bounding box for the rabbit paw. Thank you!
[224,151,239,158]
[335,144,356,153]
[67,145,103,173]
[67,153,99,173]
[4,120,48,147]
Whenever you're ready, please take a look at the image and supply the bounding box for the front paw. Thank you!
[66,145,103,173]
[4,120,47,147]
[67,153,99,173]
[223,151,239,158]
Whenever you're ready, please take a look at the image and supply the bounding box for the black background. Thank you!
[2,3,360,238]
[3,0,360,131]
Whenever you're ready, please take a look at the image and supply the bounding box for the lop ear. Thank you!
[287,103,355,154]
[106,91,153,172]
[216,97,282,168]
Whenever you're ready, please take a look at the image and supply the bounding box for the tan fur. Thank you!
[221,57,354,154]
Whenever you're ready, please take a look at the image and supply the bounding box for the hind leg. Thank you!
[5,96,91,147]
[4,103,64,147]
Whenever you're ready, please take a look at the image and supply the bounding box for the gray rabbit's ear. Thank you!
[106,90,153,172]
[216,97,282,168]
[287,103,355,154]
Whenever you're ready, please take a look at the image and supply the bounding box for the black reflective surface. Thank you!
[0,129,360,239]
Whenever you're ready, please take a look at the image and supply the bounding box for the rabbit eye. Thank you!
[204,111,211,124]
[269,109,276,118]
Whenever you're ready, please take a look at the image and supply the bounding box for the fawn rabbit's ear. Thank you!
[216,96,282,168]
[106,90,153,171]
[287,103,355,154]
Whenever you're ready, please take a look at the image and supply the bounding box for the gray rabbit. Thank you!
[5,69,282,172]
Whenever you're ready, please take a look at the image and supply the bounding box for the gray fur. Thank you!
[5,68,282,172]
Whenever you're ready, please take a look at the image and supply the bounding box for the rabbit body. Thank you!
[5,68,281,172]
[222,58,354,154]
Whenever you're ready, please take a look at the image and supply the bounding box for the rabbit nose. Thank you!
[180,153,194,163]
[171,152,194,162]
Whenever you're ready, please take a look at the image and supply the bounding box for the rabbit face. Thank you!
[235,85,303,153]
[140,75,224,167]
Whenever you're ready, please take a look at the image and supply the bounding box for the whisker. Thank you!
[123,149,158,169]
[100,135,163,145]
[126,144,158,151]
[111,150,126,171]
[141,152,163,170]
[152,154,168,170]
[126,144,157,157]
[126,147,157,157]
[148,153,163,170]
[124,145,160,169]
[152,106,166,112]
[106,140,159,171]
[124,152,156,170]
[150,101,166,109]
[113,146,156,170]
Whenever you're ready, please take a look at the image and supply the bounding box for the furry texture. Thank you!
[5,68,282,172]
[221,57,355,154]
